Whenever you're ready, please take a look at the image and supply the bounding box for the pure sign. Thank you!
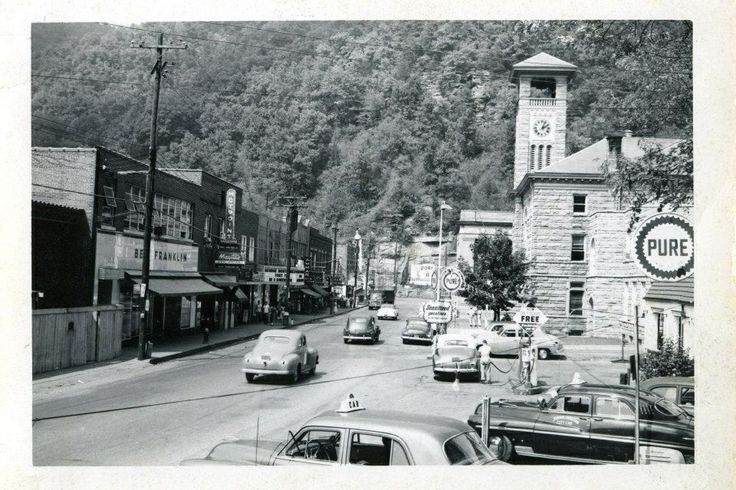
[634,213,694,281]
[441,268,464,292]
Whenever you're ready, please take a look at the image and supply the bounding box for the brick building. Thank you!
[508,53,692,345]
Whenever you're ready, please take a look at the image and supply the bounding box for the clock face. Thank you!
[533,119,552,137]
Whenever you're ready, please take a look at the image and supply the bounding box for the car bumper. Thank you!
[402,334,431,342]
[241,367,292,375]
[344,334,375,340]
[434,365,479,373]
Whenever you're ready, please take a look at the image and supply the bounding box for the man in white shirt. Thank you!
[478,340,493,384]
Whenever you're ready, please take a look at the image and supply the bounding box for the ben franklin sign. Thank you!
[633,213,694,281]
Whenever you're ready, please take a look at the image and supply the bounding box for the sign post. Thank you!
[512,305,548,395]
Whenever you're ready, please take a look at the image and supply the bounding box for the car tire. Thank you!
[309,365,316,376]
[489,435,514,462]
[290,365,301,384]
[245,373,255,383]
[344,338,349,344]
[538,348,550,360]
[402,339,408,344]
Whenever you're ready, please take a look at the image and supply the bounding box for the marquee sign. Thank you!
[634,213,694,281]
[224,188,237,240]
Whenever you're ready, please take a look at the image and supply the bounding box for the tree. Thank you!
[457,231,531,320]
[639,339,694,380]
[604,139,693,230]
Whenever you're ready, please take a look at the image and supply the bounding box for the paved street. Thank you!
[33,296,633,465]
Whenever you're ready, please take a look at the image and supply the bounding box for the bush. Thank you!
[639,339,694,380]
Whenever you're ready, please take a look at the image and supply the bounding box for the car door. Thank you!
[272,427,344,466]
[493,328,520,355]
[347,430,412,466]
[533,395,592,460]
[589,395,636,462]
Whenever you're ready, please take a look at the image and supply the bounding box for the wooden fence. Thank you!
[32,305,124,374]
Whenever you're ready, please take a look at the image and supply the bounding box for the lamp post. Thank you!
[352,231,361,308]
[436,201,452,301]
[329,223,338,315]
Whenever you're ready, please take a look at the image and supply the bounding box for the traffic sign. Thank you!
[513,306,548,328]
[634,213,694,281]
[441,268,464,292]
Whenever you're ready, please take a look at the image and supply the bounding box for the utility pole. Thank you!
[634,305,641,464]
[383,213,403,300]
[132,34,186,361]
[277,196,306,317]
[329,223,338,314]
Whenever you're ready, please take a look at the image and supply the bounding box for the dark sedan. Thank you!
[401,317,434,344]
[343,315,381,344]
[467,383,693,464]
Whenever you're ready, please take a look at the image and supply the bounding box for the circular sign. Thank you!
[634,213,694,281]
[441,268,464,292]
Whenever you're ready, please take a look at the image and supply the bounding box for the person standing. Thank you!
[478,340,493,384]
[263,302,270,325]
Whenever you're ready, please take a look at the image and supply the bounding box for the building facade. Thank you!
[456,210,514,267]
[508,53,692,345]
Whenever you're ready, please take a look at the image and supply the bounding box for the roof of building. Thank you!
[644,275,694,304]
[459,210,514,225]
[541,136,684,175]
[511,52,578,81]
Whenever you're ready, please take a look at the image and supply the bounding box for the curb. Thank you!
[149,306,367,365]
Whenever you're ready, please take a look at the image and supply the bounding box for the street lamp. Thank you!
[436,201,452,301]
[353,231,361,308]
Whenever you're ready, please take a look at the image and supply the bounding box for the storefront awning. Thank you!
[310,285,329,296]
[132,277,223,297]
[234,289,248,301]
[202,274,239,288]
[298,288,321,298]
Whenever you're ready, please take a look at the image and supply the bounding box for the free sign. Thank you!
[513,306,548,327]
[634,213,694,281]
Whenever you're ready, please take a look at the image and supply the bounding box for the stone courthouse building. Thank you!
[507,53,690,341]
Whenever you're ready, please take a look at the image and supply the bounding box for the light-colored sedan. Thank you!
[181,394,504,466]
[376,303,399,320]
[432,334,480,381]
[241,330,318,384]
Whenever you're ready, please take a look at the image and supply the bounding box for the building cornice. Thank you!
[510,172,607,198]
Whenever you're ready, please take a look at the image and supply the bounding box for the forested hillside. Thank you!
[31,21,692,238]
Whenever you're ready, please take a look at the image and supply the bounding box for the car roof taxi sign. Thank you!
[336,393,366,413]
[633,213,694,281]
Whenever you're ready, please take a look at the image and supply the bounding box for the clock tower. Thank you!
[511,53,577,188]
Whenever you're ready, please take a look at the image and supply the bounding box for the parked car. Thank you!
[241,330,318,384]
[487,325,564,359]
[368,292,383,310]
[377,303,399,320]
[432,333,480,381]
[401,317,434,344]
[182,394,503,466]
[467,383,694,464]
[640,376,694,416]
[344,315,381,344]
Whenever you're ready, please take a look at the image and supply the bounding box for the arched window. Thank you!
[538,145,544,170]
[529,145,536,171]
[546,145,552,166]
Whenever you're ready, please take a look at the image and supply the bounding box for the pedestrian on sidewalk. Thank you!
[479,340,492,384]
[263,302,270,325]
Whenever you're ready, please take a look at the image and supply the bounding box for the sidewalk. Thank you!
[32,305,364,399]
[146,306,364,363]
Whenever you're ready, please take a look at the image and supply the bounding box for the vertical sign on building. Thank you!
[225,188,236,241]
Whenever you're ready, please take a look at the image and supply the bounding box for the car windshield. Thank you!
[650,397,688,418]
[262,335,291,344]
[436,347,476,359]
[407,321,429,330]
[349,318,369,325]
[443,432,496,465]
[381,304,394,309]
